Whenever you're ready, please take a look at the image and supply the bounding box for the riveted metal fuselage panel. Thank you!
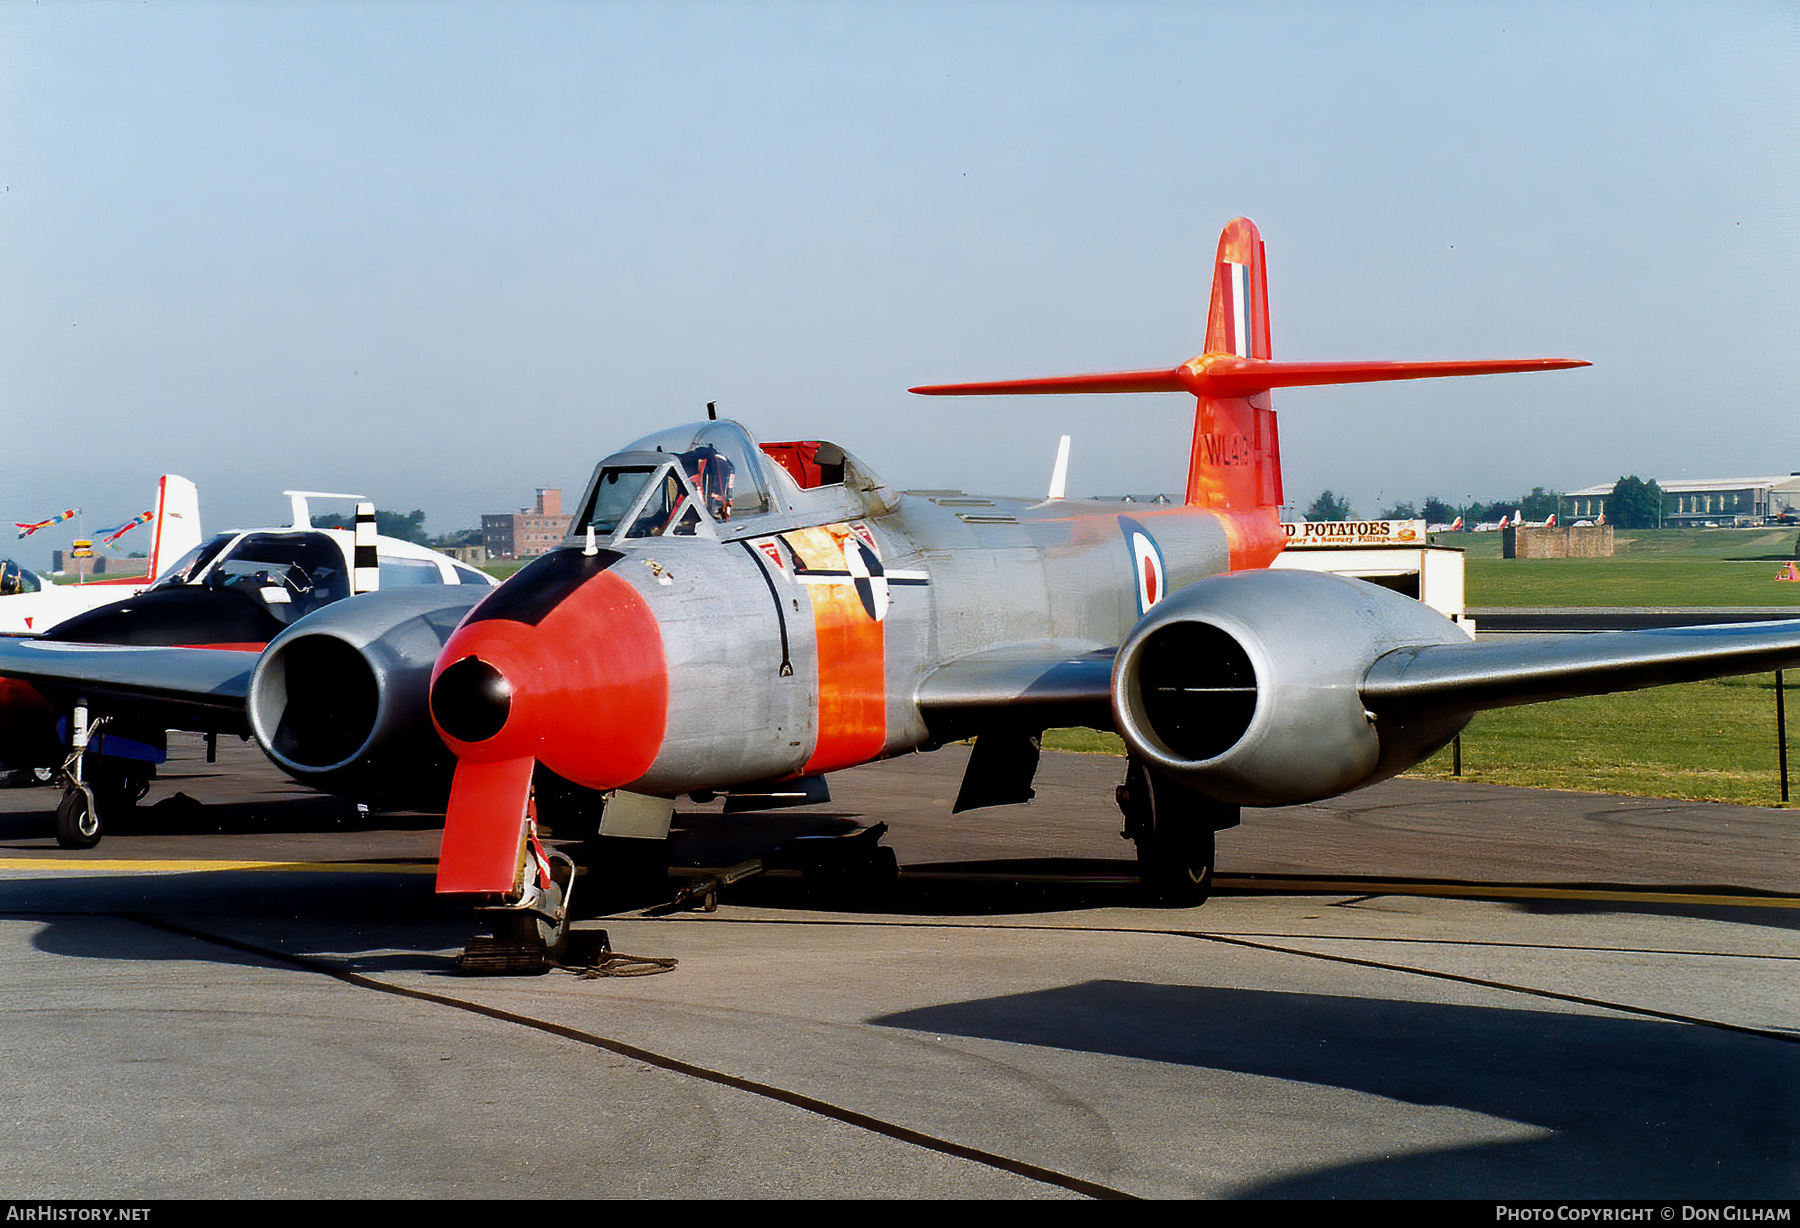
[590,491,1233,794]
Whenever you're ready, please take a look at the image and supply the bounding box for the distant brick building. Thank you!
[51,552,149,578]
[1504,524,1615,558]
[483,488,572,560]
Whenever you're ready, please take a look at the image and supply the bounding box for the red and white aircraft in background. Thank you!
[0,476,202,637]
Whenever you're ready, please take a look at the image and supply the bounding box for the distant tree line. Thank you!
[313,508,429,545]
[1302,490,1354,520]
[311,509,487,550]
[1302,479,1667,528]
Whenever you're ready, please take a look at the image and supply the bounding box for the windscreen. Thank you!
[203,532,350,611]
[578,467,657,536]
[623,466,703,538]
[149,534,235,589]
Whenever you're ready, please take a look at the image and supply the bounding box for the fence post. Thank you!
[1778,670,1789,804]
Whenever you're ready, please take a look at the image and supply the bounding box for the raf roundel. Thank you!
[1120,516,1167,616]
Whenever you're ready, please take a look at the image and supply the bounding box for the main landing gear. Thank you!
[1116,759,1236,907]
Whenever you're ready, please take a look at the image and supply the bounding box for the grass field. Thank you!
[1042,674,1796,808]
[1405,674,1794,807]
[1451,530,1797,803]
[1455,526,1800,608]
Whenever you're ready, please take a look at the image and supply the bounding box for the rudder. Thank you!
[1187,219,1283,567]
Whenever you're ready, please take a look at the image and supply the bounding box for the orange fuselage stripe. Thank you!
[803,578,886,774]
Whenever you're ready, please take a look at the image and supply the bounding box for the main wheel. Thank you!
[1118,759,1225,908]
[1135,824,1215,907]
[55,788,103,849]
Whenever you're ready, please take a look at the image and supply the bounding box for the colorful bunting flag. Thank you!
[98,511,153,547]
[15,508,79,539]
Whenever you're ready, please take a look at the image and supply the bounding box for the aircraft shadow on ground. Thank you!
[1507,894,1800,931]
[0,787,445,843]
[649,847,1800,927]
[872,980,1799,1198]
[0,867,468,974]
[660,811,1144,915]
[0,897,491,976]
[685,861,1138,916]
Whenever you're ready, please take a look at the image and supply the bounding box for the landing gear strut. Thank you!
[460,845,578,975]
[1116,759,1235,907]
[50,701,153,850]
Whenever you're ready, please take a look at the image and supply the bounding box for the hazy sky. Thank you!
[4,1,1796,564]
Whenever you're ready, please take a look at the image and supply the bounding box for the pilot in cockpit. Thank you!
[679,443,736,522]
[625,467,703,538]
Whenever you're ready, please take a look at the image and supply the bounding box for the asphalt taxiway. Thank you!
[0,737,1793,1199]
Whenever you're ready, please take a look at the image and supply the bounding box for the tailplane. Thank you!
[911,217,1587,569]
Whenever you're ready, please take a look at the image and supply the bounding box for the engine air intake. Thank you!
[1136,622,1258,761]
[257,634,379,769]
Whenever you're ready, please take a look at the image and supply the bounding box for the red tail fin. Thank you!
[910,217,1588,570]
[1187,219,1281,544]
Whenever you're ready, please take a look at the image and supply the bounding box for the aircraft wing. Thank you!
[1362,619,1800,714]
[0,639,257,732]
[915,619,1800,737]
[915,644,1116,738]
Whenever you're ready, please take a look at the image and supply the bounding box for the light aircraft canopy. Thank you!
[150,527,491,626]
[0,561,46,596]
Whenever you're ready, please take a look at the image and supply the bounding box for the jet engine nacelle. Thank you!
[1111,569,1474,807]
[247,588,489,807]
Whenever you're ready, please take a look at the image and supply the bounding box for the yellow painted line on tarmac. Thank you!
[0,858,435,874]
[1216,876,1800,910]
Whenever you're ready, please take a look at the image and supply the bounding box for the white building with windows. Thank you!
[1565,474,1800,526]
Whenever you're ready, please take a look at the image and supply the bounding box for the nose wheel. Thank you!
[459,847,577,975]
[50,701,154,850]
[54,785,102,850]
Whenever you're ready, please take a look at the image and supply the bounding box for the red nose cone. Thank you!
[431,568,668,790]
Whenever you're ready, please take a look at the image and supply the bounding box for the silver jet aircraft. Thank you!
[418,217,1800,953]
[3,217,1797,963]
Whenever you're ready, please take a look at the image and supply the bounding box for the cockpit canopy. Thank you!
[574,420,778,542]
[152,531,351,618]
[0,560,44,596]
[149,528,491,623]
[572,419,892,545]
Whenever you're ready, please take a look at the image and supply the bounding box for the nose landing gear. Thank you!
[458,845,577,975]
[51,700,153,850]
